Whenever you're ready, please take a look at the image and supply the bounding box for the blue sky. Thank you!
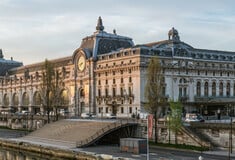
[0,0,235,65]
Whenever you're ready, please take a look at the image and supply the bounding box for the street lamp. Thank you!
[228,104,233,160]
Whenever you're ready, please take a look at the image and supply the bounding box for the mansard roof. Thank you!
[0,49,23,76]
[135,27,235,62]
[78,17,134,58]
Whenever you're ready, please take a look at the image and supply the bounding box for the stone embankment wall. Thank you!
[0,139,122,160]
[0,115,48,130]
[190,122,235,148]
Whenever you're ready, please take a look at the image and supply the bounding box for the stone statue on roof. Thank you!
[168,27,180,41]
[96,16,104,31]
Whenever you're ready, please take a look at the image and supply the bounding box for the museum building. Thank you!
[0,17,235,118]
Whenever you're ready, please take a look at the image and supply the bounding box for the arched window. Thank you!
[80,89,85,98]
[219,82,223,96]
[212,82,216,96]
[33,92,41,105]
[61,89,69,106]
[196,82,201,96]
[204,82,208,96]
[22,92,29,106]
[3,94,9,107]
[13,93,19,106]
[227,82,230,97]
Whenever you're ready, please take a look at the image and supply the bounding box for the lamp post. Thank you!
[228,104,233,160]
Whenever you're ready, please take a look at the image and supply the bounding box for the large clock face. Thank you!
[78,55,85,71]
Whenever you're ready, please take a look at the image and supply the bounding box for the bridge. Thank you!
[16,119,139,148]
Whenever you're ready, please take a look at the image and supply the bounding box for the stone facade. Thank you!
[0,17,235,117]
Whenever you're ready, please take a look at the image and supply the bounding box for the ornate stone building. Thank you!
[0,17,235,118]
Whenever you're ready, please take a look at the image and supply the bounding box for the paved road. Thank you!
[77,145,235,160]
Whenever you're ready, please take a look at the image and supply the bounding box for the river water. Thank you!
[0,146,74,160]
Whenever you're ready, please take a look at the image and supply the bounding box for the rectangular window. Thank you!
[129,107,132,113]
[113,79,115,84]
[105,88,108,97]
[179,88,182,97]
[120,88,123,97]
[129,77,132,83]
[121,107,124,113]
[113,88,116,97]
[184,87,187,96]
[106,107,108,113]
[121,77,123,83]
[106,79,108,84]
[98,107,102,113]
[128,87,132,96]
[98,89,101,97]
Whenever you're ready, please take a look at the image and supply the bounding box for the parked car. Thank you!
[21,110,30,115]
[184,113,204,122]
[81,113,91,119]
[106,113,116,119]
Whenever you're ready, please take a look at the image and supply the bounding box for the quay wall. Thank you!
[0,139,119,160]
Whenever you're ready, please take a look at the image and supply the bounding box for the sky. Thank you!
[0,0,235,65]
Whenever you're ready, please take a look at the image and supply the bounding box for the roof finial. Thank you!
[96,16,104,31]
[113,29,116,35]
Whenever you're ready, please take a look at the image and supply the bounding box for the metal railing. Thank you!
[76,119,138,147]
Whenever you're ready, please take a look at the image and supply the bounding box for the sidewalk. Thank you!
[204,148,235,158]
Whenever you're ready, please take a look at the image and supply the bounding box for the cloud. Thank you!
[0,0,235,64]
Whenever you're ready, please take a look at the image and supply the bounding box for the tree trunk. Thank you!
[46,90,50,124]
[175,131,178,144]
[154,111,158,143]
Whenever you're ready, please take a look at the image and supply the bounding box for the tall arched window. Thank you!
[13,93,19,106]
[204,82,208,96]
[227,82,230,97]
[196,82,201,96]
[219,82,223,96]
[3,94,9,107]
[33,92,41,105]
[22,92,29,106]
[61,89,69,106]
[212,82,216,96]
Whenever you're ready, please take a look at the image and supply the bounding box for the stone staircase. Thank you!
[183,125,218,149]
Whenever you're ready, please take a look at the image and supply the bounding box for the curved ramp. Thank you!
[17,119,138,148]
[76,120,138,147]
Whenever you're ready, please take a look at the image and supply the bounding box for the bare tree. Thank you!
[41,59,54,123]
[50,69,65,121]
[144,56,166,143]
[40,59,64,123]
